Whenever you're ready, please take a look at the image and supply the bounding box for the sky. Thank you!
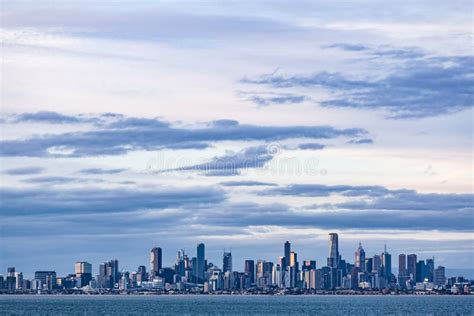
[0,0,473,278]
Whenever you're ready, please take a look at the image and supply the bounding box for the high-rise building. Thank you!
[289,251,299,287]
[283,241,291,270]
[223,250,232,273]
[398,254,407,276]
[14,272,23,290]
[372,255,382,275]
[75,261,92,274]
[365,258,373,274]
[150,247,162,277]
[137,265,147,283]
[97,259,119,288]
[327,233,339,268]
[244,260,255,284]
[34,271,56,290]
[75,262,92,287]
[407,254,417,280]
[434,266,446,287]
[256,260,273,287]
[355,241,366,272]
[426,258,435,282]
[381,245,392,280]
[416,260,427,283]
[196,243,205,282]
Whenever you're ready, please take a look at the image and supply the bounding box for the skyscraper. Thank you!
[75,261,92,287]
[327,233,339,268]
[372,255,382,275]
[283,241,291,270]
[381,245,392,280]
[416,260,427,282]
[244,260,255,284]
[426,258,435,282]
[355,241,366,272]
[137,265,147,283]
[223,250,232,273]
[398,254,407,276]
[434,266,446,286]
[407,254,417,280]
[150,247,162,278]
[196,243,205,283]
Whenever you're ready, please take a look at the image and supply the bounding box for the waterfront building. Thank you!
[398,254,407,276]
[434,266,446,287]
[327,233,339,268]
[426,258,435,282]
[223,250,232,273]
[283,241,291,270]
[381,245,392,280]
[407,254,417,281]
[196,243,205,283]
[137,265,147,283]
[244,259,255,285]
[150,247,162,278]
[355,242,366,272]
[75,261,92,287]
[34,271,56,290]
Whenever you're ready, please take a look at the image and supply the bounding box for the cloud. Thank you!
[4,166,44,175]
[199,202,473,231]
[164,146,274,176]
[324,43,369,51]
[261,184,392,197]
[239,91,307,106]
[11,111,82,124]
[0,113,366,157]
[220,181,277,187]
[0,186,226,216]
[298,143,326,150]
[243,55,473,118]
[21,176,91,185]
[324,43,425,59]
[348,138,373,144]
[261,183,473,212]
[79,168,127,175]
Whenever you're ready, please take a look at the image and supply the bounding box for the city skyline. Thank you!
[2,233,468,294]
[5,236,471,280]
[1,0,473,279]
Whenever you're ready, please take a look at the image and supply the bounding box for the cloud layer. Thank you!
[243,55,473,118]
[1,113,366,157]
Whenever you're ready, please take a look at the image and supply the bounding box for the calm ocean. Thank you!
[1,295,473,316]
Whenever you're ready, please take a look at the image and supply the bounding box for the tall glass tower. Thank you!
[327,233,339,268]
[196,243,205,283]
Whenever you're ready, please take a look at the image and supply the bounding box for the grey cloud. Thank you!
[166,146,273,176]
[240,92,307,106]
[21,176,80,184]
[0,114,366,157]
[220,181,277,187]
[0,186,226,216]
[4,166,44,175]
[243,55,473,118]
[79,168,127,175]
[298,143,326,150]
[348,138,373,144]
[262,184,473,212]
[324,43,425,59]
[12,111,82,124]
